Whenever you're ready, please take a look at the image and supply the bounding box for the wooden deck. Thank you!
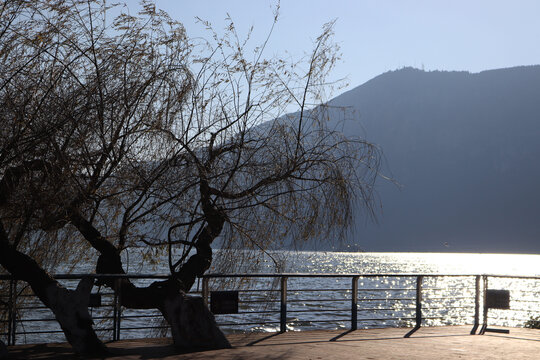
[6,326,540,359]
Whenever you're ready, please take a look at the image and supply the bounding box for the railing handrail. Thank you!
[0,273,170,281]
[203,273,540,280]
[1,272,539,280]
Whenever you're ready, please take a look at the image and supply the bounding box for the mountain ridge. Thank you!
[327,65,540,253]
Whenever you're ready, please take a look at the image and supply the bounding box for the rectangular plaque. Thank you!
[486,290,510,309]
[210,291,239,314]
[88,293,102,307]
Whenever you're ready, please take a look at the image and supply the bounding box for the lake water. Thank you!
[205,251,540,333]
[4,251,540,344]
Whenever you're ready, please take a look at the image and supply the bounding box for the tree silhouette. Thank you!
[0,0,380,353]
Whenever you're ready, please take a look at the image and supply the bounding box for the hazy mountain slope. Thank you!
[329,65,540,253]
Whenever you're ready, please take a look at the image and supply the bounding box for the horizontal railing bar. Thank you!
[12,306,51,310]
[0,274,171,280]
[484,274,540,280]
[422,288,475,291]
[3,272,531,281]
[422,306,474,310]
[204,273,486,278]
[356,289,415,292]
[14,304,116,309]
[287,299,350,303]
[8,292,115,298]
[119,326,169,330]
[423,315,474,320]
[287,289,351,292]
[92,316,117,321]
[13,306,115,312]
[0,276,537,300]
[359,298,416,301]
[424,297,474,300]
[12,329,134,336]
[217,321,281,326]
[286,309,354,314]
[216,310,357,316]
[16,318,58,322]
[289,319,352,323]
[358,308,417,311]
[358,317,416,321]
[216,310,280,315]
[13,330,65,335]
[114,315,162,319]
[208,273,540,279]
[287,310,348,315]
[284,298,471,303]
[421,316,459,320]
[288,288,417,292]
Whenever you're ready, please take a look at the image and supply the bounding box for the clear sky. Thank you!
[127,0,540,98]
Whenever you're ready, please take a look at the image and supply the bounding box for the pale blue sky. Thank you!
[129,0,540,97]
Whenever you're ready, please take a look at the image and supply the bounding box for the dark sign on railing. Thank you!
[210,291,239,314]
[486,290,510,309]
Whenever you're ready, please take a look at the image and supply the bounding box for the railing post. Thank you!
[112,280,117,341]
[202,277,209,306]
[280,276,287,333]
[415,275,423,328]
[7,279,15,346]
[470,275,481,334]
[112,278,122,341]
[351,276,359,330]
[404,275,423,338]
[480,275,488,334]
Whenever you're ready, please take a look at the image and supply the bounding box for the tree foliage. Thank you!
[0,0,380,352]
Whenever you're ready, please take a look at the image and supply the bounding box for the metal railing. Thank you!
[1,273,539,345]
[0,274,179,345]
[201,273,540,335]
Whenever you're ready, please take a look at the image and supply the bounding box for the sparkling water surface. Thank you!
[207,251,540,333]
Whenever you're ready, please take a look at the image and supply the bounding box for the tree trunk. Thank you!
[93,252,231,349]
[0,339,7,360]
[0,233,107,355]
[163,293,230,349]
[0,167,106,355]
[70,209,230,348]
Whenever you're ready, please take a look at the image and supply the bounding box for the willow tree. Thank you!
[0,0,380,354]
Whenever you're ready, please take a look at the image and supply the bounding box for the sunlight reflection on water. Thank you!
[211,251,540,333]
[278,251,540,276]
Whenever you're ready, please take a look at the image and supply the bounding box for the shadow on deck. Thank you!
[6,326,540,359]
